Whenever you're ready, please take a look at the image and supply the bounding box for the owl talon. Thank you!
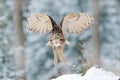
[61,58,66,64]
[54,59,58,65]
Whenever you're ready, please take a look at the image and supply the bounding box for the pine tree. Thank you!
[100,0,120,74]
[0,0,15,80]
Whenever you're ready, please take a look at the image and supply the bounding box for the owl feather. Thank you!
[61,13,94,34]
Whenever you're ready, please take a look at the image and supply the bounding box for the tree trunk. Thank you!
[13,0,26,80]
[91,0,101,66]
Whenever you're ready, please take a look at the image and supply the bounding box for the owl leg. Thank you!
[59,46,66,63]
[52,46,58,65]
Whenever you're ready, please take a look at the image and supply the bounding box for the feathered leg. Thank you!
[59,46,66,63]
[52,46,58,65]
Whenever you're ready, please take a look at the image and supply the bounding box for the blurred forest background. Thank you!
[0,0,120,80]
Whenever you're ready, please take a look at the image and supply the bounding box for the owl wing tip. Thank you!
[65,40,71,45]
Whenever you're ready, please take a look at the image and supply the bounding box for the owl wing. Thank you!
[61,13,94,34]
[27,13,55,34]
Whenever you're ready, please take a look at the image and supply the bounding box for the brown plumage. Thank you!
[27,13,94,65]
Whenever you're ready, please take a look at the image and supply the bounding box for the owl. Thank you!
[27,13,94,65]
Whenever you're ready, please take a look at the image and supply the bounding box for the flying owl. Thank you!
[27,13,94,65]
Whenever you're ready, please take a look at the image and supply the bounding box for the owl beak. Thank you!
[45,41,52,46]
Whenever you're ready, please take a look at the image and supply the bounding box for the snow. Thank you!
[84,67,119,80]
[52,74,83,80]
[52,67,120,80]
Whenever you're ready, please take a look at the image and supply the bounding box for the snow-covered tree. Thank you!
[100,0,120,75]
[0,0,15,80]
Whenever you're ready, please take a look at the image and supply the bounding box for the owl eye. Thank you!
[50,39,52,42]
[60,39,64,41]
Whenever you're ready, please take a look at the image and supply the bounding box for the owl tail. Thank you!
[46,40,71,46]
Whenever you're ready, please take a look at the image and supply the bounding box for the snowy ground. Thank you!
[52,67,120,80]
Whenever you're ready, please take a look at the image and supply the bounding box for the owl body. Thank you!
[27,13,94,65]
[49,27,66,47]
